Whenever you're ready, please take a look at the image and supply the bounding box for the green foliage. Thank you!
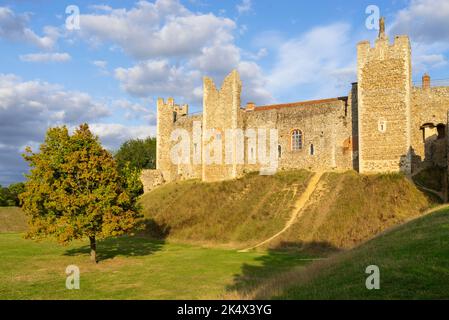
[114,137,156,172]
[0,187,5,206]
[19,124,143,248]
[0,183,25,207]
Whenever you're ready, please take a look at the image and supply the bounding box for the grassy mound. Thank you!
[271,171,432,251]
[140,170,312,247]
[0,207,27,233]
[240,207,449,300]
[141,170,434,251]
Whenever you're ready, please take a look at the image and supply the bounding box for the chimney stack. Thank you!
[422,73,431,89]
[245,102,256,111]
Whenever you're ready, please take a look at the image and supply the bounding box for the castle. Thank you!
[141,19,449,192]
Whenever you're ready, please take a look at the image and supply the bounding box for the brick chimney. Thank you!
[245,102,256,111]
[422,73,431,89]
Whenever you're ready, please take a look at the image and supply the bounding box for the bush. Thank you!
[0,183,25,207]
[115,137,156,172]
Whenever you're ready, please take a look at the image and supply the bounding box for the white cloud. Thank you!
[114,59,203,104]
[189,43,241,75]
[61,0,273,106]
[237,61,273,104]
[0,73,149,185]
[75,0,235,60]
[19,52,71,62]
[92,60,107,68]
[390,0,449,44]
[0,7,59,49]
[89,123,155,150]
[236,0,252,15]
[112,99,156,122]
[266,23,356,100]
[389,0,449,75]
[91,60,110,75]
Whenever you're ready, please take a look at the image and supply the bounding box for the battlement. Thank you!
[357,35,411,66]
[157,97,188,119]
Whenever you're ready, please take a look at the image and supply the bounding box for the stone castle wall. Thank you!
[411,86,449,168]
[145,20,449,192]
[244,98,354,172]
[357,35,412,174]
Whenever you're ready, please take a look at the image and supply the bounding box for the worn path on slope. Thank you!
[239,171,324,252]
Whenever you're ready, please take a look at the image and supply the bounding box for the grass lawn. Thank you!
[0,233,315,300]
[242,207,449,300]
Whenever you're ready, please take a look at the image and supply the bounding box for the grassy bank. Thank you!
[141,171,434,251]
[140,170,312,247]
[234,207,449,299]
[0,207,27,233]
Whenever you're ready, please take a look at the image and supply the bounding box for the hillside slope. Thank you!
[271,171,433,251]
[0,207,27,233]
[239,206,449,300]
[141,170,434,250]
[140,170,313,247]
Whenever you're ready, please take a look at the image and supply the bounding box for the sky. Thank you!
[1,0,449,185]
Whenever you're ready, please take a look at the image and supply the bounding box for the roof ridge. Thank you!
[253,96,348,111]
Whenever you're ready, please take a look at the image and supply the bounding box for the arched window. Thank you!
[291,129,303,151]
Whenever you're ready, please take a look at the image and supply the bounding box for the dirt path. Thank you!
[239,171,324,252]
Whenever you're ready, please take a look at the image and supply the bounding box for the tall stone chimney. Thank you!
[422,73,431,89]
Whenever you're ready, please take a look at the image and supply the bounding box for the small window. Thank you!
[310,144,314,156]
[378,119,387,133]
[278,145,282,158]
[249,147,255,162]
[291,129,303,151]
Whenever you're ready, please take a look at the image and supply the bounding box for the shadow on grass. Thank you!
[226,241,340,296]
[64,236,165,262]
[64,218,170,262]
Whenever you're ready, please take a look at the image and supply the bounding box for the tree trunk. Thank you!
[89,236,97,264]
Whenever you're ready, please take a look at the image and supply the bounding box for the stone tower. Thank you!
[357,18,412,174]
[202,70,242,182]
[156,97,188,181]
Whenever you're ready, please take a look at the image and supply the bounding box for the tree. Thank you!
[0,186,5,206]
[8,182,25,206]
[114,137,156,172]
[20,124,143,263]
[0,186,15,206]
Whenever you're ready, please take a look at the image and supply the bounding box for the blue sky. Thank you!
[1,0,449,185]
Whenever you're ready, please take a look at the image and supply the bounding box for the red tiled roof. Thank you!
[253,96,348,111]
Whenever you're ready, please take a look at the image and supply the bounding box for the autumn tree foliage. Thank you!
[20,124,143,263]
